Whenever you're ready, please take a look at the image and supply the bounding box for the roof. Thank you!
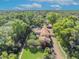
[32,25,51,43]
[40,27,50,37]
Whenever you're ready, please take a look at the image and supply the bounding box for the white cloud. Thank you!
[31,0,79,5]
[31,0,53,2]
[14,3,42,10]
[56,0,78,5]
[3,0,10,1]
[50,5,61,10]
[20,3,42,8]
[72,2,79,5]
[51,5,61,8]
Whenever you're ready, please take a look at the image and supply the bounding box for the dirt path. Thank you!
[52,37,64,59]
[19,48,24,59]
[49,29,65,59]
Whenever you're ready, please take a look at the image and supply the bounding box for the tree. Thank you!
[53,15,79,58]
[1,51,8,59]
[9,53,17,59]
[46,12,61,24]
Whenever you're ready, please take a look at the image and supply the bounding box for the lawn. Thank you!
[21,48,46,59]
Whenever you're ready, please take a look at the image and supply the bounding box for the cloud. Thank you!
[31,0,79,5]
[50,5,62,10]
[14,3,42,10]
[31,0,53,2]
[20,3,42,8]
[51,5,61,8]
[3,0,10,1]
[56,0,78,5]
[72,2,79,5]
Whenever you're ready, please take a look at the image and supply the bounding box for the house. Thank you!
[39,25,51,45]
[32,25,52,46]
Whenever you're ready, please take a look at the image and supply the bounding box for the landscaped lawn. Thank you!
[21,48,46,59]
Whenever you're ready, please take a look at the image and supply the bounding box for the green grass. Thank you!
[21,48,46,59]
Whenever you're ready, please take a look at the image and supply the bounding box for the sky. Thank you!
[0,0,79,10]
